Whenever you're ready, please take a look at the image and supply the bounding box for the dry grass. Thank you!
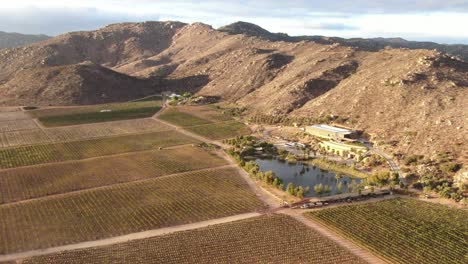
[0,167,265,254]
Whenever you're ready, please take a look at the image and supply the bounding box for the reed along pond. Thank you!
[255,158,361,197]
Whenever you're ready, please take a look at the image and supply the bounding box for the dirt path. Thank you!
[282,211,387,264]
[0,212,261,263]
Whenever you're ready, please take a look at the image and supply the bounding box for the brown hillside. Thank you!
[0,62,155,105]
[0,21,466,162]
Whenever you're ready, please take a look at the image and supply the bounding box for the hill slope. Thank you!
[0,21,466,162]
[0,31,50,49]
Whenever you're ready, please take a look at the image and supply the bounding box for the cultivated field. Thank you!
[0,130,199,169]
[176,105,233,122]
[0,146,227,204]
[20,214,367,264]
[158,107,212,127]
[0,119,38,133]
[187,121,251,140]
[0,168,265,254]
[158,106,250,139]
[0,119,170,148]
[27,100,162,127]
[0,111,30,122]
[307,198,468,264]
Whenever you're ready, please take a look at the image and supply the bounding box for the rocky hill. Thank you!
[0,31,50,49]
[0,21,466,162]
[220,22,468,62]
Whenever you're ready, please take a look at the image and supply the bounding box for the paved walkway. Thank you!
[0,212,261,262]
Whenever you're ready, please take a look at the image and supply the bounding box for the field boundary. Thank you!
[0,212,261,262]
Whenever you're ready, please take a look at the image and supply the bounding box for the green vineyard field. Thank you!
[307,198,468,264]
[186,121,251,139]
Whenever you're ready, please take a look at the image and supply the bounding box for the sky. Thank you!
[1,0,468,44]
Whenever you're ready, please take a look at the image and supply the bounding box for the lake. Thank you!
[255,158,361,197]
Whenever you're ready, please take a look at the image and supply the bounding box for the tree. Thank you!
[286,183,296,195]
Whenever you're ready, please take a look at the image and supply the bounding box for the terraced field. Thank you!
[0,168,264,254]
[20,214,367,264]
[186,121,251,140]
[307,198,468,264]
[0,130,199,169]
[28,100,162,127]
[0,146,227,204]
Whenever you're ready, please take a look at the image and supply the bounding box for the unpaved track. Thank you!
[0,212,261,262]
[282,211,388,264]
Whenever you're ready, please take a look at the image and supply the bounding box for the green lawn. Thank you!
[306,198,468,264]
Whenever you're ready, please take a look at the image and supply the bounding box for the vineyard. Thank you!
[158,107,213,127]
[0,130,199,169]
[0,146,227,203]
[0,119,170,148]
[0,111,30,122]
[0,119,38,133]
[187,121,251,140]
[0,168,264,254]
[21,214,367,264]
[27,100,162,127]
[176,105,233,122]
[307,198,468,264]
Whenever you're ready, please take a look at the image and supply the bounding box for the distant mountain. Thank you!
[0,31,50,49]
[219,22,468,61]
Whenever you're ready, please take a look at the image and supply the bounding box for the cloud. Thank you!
[305,22,359,31]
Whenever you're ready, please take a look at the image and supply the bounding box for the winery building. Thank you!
[306,124,356,140]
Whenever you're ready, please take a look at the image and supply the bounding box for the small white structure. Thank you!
[100,109,112,113]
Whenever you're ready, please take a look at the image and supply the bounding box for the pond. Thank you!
[255,158,361,197]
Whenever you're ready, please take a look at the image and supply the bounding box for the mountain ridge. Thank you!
[0,20,466,163]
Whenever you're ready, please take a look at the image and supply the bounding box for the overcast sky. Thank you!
[1,0,468,44]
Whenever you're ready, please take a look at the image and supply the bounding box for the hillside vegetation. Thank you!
[0,21,466,163]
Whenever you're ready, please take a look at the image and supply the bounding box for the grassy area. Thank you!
[28,101,162,127]
[21,214,367,264]
[0,146,227,204]
[186,121,251,140]
[0,167,265,255]
[0,130,199,169]
[309,158,368,178]
[158,107,212,127]
[307,198,468,264]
